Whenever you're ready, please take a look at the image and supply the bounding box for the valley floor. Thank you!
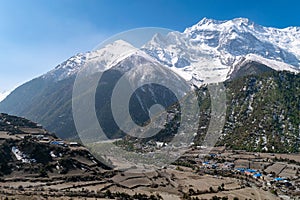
[0,148,299,200]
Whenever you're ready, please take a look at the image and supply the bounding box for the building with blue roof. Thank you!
[235,168,245,172]
[253,173,262,178]
[245,169,256,173]
[244,169,257,175]
[274,177,285,181]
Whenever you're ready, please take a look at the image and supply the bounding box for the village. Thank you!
[109,138,300,199]
[0,123,81,164]
[178,146,300,198]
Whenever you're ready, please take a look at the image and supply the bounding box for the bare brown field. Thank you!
[1,145,299,199]
[265,162,286,175]
[194,187,280,200]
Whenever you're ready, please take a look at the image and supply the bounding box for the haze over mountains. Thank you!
[0,18,299,151]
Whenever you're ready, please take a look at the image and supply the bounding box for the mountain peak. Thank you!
[231,17,254,25]
[197,17,224,25]
[105,39,135,48]
[187,17,256,33]
[196,17,254,25]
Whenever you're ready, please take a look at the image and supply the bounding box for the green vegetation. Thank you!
[220,71,300,152]
[194,70,300,153]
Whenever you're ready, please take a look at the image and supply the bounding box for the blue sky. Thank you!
[1,0,300,92]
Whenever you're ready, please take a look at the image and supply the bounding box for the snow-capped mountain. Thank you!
[143,17,300,85]
[40,17,300,87]
[1,17,300,140]
[43,40,140,81]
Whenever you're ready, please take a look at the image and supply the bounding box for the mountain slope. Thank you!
[0,41,140,139]
[193,70,300,153]
[0,17,299,148]
[0,113,110,178]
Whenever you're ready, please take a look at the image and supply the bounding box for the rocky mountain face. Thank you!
[0,18,299,152]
